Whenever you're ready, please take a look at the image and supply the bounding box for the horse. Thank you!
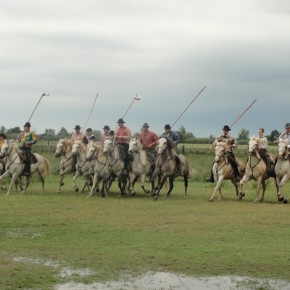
[151,137,194,199]
[71,140,93,193]
[0,139,50,195]
[85,141,108,196]
[54,138,74,193]
[275,139,290,204]
[102,139,127,196]
[128,138,155,196]
[238,137,284,203]
[208,141,245,201]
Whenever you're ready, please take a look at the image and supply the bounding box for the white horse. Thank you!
[85,141,108,196]
[238,137,283,203]
[71,140,93,193]
[54,138,73,193]
[275,139,290,204]
[208,141,245,201]
[0,139,50,195]
[128,138,155,196]
[151,137,194,199]
[103,139,127,196]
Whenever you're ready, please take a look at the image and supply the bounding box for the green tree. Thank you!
[237,128,249,140]
[57,127,70,138]
[268,130,280,142]
[0,125,6,133]
[6,126,21,134]
[44,129,55,136]
[177,126,195,143]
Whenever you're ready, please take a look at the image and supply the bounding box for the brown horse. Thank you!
[238,137,284,203]
[208,141,245,201]
[151,137,194,200]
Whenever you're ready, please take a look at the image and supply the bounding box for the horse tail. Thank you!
[188,165,197,179]
[43,157,51,177]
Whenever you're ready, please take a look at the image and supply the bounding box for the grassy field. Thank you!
[0,147,290,289]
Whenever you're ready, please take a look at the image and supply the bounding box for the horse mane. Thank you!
[162,137,175,150]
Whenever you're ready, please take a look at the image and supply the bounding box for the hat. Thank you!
[142,123,149,128]
[85,128,92,132]
[103,125,110,130]
[24,122,31,127]
[285,123,290,129]
[117,118,125,124]
[222,125,231,131]
[164,124,171,129]
[109,130,114,136]
[74,125,81,130]
[0,133,7,139]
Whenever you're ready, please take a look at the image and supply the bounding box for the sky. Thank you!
[0,0,290,137]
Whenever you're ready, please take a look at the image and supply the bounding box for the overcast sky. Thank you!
[1,0,289,137]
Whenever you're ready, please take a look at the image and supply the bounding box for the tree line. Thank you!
[0,125,281,144]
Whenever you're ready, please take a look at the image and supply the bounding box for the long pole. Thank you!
[27,93,49,122]
[121,94,141,120]
[229,99,257,129]
[82,94,99,133]
[171,86,206,128]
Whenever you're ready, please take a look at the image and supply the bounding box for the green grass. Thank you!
[1,177,290,289]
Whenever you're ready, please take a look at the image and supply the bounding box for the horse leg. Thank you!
[73,171,80,192]
[35,169,45,193]
[259,180,266,202]
[238,175,249,200]
[230,179,239,200]
[166,177,174,197]
[3,172,18,196]
[274,176,286,203]
[183,175,188,196]
[253,176,263,203]
[276,175,289,203]
[209,176,224,201]
[141,174,150,194]
[89,173,98,196]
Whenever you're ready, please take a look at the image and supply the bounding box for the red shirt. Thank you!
[115,126,132,144]
[139,130,158,149]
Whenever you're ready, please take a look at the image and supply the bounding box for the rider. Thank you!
[71,125,84,173]
[115,118,132,174]
[0,133,7,171]
[139,123,158,160]
[160,124,184,175]
[18,122,37,176]
[100,125,111,145]
[257,128,271,174]
[83,128,96,144]
[274,123,290,151]
[206,125,240,182]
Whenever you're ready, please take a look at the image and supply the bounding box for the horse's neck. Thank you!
[134,148,147,167]
[76,147,86,162]
[96,147,107,164]
[7,146,21,164]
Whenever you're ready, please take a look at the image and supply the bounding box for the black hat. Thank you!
[164,124,171,129]
[222,125,231,131]
[142,123,149,128]
[24,122,31,127]
[74,125,81,130]
[285,123,290,129]
[86,128,92,132]
[109,130,114,136]
[103,125,110,130]
[117,118,125,124]
[0,133,7,139]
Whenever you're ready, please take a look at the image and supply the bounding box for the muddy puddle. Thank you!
[54,272,290,290]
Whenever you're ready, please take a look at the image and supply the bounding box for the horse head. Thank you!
[55,138,68,157]
[0,139,9,158]
[103,139,113,154]
[72,140,82,156]
[157,137,168,154]
[248,137,258,155]
[214,142,226,162]
[128,138,139,153]
[86,141,97,161]
[277,139,288,159]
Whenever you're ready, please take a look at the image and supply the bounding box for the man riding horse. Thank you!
[274,122,290,151]
[71,125,84,173]
[206,125,240,182]
[257,128,272,174]
[18,122,37,176]
[115,118,132,175]
[139,123,158,163]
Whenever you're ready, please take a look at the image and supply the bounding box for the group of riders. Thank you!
[0,120,290,180]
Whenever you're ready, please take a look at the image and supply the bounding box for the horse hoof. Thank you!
[278,196,284,202]
[61,182,64,186]
[75,188,79,193]
[283,199,288,204]
[208,198,213,202]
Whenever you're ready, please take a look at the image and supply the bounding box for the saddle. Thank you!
[19,152,38,164]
